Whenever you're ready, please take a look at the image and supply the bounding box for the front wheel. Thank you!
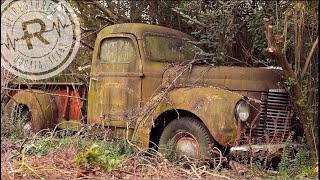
[158,117,219,161]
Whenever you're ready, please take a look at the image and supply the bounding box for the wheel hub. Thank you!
[19,107,33,132]
[175,136,199,158]
[23,120,32,132]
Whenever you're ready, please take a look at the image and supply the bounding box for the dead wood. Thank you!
[263,18,317,163]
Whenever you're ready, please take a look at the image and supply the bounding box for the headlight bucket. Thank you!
[235,100,250,122]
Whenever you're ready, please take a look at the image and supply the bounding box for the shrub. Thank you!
[75,143,121,172]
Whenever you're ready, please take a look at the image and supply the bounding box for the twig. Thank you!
[202,170,231,179]
[19,138,29,154]
[2,87,87,100]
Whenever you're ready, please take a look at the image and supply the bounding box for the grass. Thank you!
[1,111,319,179]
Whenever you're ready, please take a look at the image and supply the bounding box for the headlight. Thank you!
[235,100,250,122]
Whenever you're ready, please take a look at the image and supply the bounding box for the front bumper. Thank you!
[229,143,302,159]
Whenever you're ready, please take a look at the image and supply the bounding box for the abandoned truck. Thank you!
[4,23,303,160]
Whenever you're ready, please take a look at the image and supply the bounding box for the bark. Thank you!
[263,18,317,163]
[301,37,319,78]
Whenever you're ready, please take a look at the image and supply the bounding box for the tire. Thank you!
[158,116,218,160]
[4,90,58,132]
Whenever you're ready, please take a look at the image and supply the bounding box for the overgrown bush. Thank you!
[1,105,28,140]
[278,138,315,179]
[162,139,178,161]
[75,143,121,172]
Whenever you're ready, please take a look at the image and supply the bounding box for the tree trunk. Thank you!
[263,18,317,163]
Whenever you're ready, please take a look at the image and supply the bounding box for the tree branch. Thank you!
[80,40,94,51]
[91,0,119,21]
[301,37,318,78]
[96,15,115,24]
[263,18,274,53]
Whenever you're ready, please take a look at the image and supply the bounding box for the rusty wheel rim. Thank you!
[174,132,200,159]
[22,120,32,132]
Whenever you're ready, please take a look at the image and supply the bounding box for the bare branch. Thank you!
[263,18,274,51]
[96,15,115,24]
[91,0,119,21]
[274,35,284,51]
[262,17,317,163]
[80,40,94,51]
[301,37,319,78]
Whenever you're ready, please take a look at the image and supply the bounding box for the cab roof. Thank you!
[97,23,195,41]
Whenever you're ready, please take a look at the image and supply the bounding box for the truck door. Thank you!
[88,34,142,128]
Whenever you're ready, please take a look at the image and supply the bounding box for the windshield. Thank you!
[144,35,204,62]
[99,37,136,63]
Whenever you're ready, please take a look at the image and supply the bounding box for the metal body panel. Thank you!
[132,87,244,149]
[87,33,142,127]
[97,23,195,41]
[162,66,283,91]
[7,85,86,125]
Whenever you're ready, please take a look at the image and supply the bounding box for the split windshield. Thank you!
[144,35,204,62]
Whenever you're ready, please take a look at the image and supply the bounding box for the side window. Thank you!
[99,38,136,63]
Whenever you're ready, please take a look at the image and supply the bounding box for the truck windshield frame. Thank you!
[143,33,204,63]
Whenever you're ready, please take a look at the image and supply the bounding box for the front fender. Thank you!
[132,87,243,149]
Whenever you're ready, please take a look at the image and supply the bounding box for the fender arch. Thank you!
[4,90,58,132]
[132,87,243,150]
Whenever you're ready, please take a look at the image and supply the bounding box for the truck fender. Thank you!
[4,90,58,132]
[132,87,243,149]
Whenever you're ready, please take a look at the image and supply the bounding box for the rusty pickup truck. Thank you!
[4,23,303,160]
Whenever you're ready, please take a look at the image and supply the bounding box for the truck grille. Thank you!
[245,90,294,144]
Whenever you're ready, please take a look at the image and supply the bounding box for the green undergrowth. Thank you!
[1,109,318,179]
[75,143,123,172]
[1,107,28,140]
[276,139,316,179]
[1,113,133,173]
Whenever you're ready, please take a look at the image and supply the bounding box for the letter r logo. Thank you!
[22,18,50,50]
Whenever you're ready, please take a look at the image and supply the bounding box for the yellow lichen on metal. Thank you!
[132,87,243,150]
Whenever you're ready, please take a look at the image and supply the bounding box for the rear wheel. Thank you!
[158,117,219,161]
[13,104,33,132]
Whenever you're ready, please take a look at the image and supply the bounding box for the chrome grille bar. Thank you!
[244,90,294,144]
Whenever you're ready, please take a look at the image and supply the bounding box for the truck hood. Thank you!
[161,65,283,91]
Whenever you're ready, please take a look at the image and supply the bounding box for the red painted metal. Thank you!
[52,88,84,121]
[53,89,69,120]
[69,90,84,120]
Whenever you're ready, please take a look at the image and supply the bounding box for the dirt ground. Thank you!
[1,135,318,179]
[0,137,256,179]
